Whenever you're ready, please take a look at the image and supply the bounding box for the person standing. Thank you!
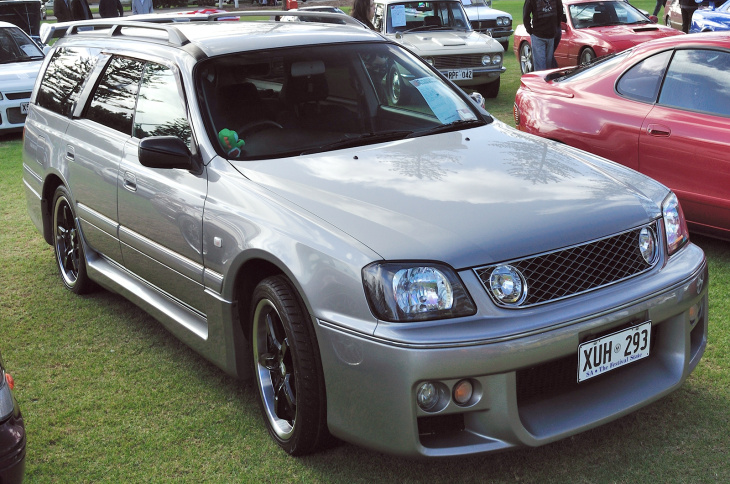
[351,0,376,30]
[53,0,73,22]
[132,0,154,15]
[70,0,93,20]
[652,0,664,17]
[99,0,124,18]
[523,0,561,72]
[679,0,698,33]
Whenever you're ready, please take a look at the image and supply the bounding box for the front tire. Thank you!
[478,77,500,99]
[52,186,94,294]
[579,47,596,65]
[251,276,328,455]
[519,41,533,74]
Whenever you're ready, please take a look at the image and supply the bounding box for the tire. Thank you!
[478,77,500,99]
[519,41,533,75]
[387,63,405,105]
[251,275,329,455]
[579,47,596,65]
[52,186,94,294]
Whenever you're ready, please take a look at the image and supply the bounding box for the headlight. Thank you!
[497,17,507,26]
[492,54,502,65]
[489,265,526,305]
[481,55,491,66]
[662,192,689,255]
[362,262,476,322]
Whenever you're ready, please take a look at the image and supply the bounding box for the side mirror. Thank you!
[138,136,198,172]
[648,15,658,23]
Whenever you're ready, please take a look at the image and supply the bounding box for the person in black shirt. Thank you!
[99,0,124,18]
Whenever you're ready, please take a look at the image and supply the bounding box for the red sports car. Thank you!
[514,0,682,74]
[513,32,730,239]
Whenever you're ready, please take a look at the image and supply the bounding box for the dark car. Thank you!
[0,351,25,483]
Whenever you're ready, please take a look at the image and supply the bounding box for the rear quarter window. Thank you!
[35,47,100,116]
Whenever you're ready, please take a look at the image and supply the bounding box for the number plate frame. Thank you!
[577,321,651,383]
[445,69,473,81]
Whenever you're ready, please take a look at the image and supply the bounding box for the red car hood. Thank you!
[581,24,682,50]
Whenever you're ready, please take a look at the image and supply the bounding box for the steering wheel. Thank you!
[237,120,283,137]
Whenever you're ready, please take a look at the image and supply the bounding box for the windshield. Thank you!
[380,1,472,33]
[569,1,650,29]
[0,26,43,64]
[197,42,484,160]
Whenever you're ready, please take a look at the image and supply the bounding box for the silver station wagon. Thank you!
[23,13,707,457]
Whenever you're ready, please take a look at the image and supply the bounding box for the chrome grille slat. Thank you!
[475,223,659,307]
[433,55,483,69]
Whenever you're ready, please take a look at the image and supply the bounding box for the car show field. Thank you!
[0,0,728,481]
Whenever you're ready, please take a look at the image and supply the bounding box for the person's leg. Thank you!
[653,0,662,17]
[530,35,549,71]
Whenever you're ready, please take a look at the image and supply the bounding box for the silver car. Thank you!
[23,14,707,457]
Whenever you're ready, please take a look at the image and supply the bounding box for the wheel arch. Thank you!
[40,174,65,246]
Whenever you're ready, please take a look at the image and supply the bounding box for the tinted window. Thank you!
[658,49,730,117]
[85,56,145,134]
[36,47,99,116]
[133,63,191,143]
[616,51,671,102]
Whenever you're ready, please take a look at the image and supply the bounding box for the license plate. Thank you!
[445,69,473,81]
[577,321,651,383]
[21,102,29,114]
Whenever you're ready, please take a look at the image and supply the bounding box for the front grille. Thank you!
[433,54,484,70]
[5,92,31,100]
[7,107,26,124]
[471,20,497,30]
[475,223,659,307]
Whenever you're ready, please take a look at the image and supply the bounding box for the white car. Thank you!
[460,0,513,50]
[0,21,44,135]
[373,0,505,97]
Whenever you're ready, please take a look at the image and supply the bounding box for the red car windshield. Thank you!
[569,1,650,28]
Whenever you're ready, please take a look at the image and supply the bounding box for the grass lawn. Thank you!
[2,2,729,480]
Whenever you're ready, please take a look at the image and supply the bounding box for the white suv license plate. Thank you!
[445,69,473,81]
[21,102,30,114]
[578,321,651,383]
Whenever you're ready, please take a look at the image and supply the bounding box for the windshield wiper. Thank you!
[408,119,485,138]
[299,130,414,155]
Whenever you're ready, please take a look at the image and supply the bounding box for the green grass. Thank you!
[3,2,729,480]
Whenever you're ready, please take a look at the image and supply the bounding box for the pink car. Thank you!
[513,32,730,239]
[513,0,681,74]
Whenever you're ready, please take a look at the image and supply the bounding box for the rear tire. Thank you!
[519,41,533,74]
[52,186,94,294]
[251,276,329,455]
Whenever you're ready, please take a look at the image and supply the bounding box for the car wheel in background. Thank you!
[251,275,329,456]
[500,40,509,52]
[519,41,533,74]
[579,47,596,65]
[52,186,94,294]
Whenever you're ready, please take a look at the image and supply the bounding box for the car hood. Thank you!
[580,24,681,50]
[234,122,667,269]
[0,60,43,91]
[390,30,502,55]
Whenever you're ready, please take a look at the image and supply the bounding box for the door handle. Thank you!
[123,172,137,192]
[65,145,75,160]
[647,124,671,137]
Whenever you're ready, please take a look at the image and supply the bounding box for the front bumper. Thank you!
[315,243,708,457]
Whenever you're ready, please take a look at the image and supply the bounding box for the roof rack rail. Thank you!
[40,19,190,46]
[38,11,368,45]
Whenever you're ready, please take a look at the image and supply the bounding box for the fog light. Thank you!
[453,380,473,405]
[417,382,439,411]
[689,303,702,327]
